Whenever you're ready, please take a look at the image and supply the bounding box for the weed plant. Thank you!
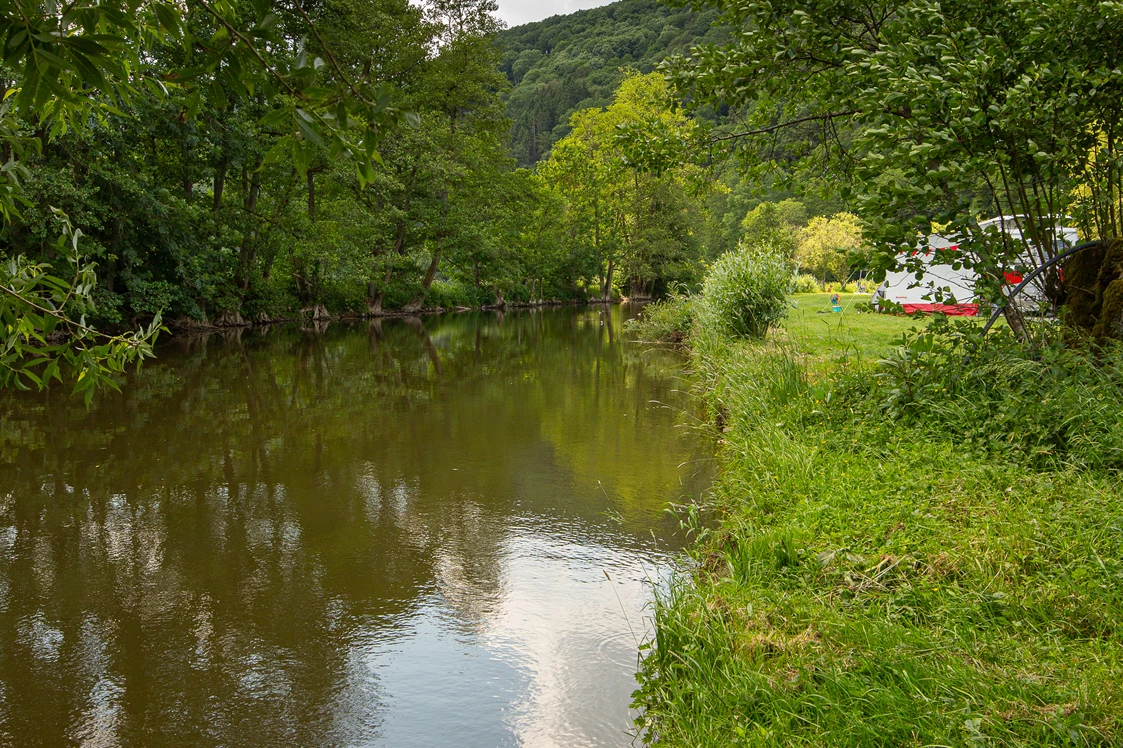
[793,274,822,294]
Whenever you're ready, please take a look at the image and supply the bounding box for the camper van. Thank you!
[872,217,1080,316]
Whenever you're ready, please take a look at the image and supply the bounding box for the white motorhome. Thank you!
[872,217,1080,316]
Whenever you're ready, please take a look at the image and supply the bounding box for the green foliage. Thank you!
[739,200,802,257]
[498,0,725,165]
[638,301,1123,746]
[537,72,709,301]
[0,0,408,221]
[0,211,161,403]
[698,242,792,339]
[870,321,1123,471]
[792,273,821,294]
[624,291,694,343]
[796,212,864,284]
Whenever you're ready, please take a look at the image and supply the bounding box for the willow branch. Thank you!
[193,0,299,97]
[290,0,366,104]
[0,283,143,345]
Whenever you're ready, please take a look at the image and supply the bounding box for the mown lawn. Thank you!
[786,293,917,366]
[635,301,1123,747]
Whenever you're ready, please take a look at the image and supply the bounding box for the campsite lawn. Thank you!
[787,293,917,366]
[635,297,1123,747]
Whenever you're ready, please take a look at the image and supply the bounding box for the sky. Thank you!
[495,0,613,27]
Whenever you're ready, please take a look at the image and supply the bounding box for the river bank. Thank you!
[634,294,1123,746]
[162,298,626,333]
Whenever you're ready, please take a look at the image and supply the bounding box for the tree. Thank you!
[796,213,863,285]
[665,0,1123,335]
[497,0,727,166]
[539,71,708,300]
[740,199,805,258]
[0,0,416,392]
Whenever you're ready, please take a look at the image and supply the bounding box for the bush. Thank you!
[625,292,694,343]
[425,278,484,309]
[699,242,793,339]
[865,320,1123,471]
[793,273,821,294]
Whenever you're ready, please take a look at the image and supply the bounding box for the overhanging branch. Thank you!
[709,110,860,143]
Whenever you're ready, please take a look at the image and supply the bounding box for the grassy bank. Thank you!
[635,294,1123,746]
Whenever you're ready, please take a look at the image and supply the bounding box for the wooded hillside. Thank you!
[498,0,725,166]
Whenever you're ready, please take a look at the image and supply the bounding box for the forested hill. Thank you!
[498,0,724,166]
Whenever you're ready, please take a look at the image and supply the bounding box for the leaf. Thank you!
[262,138,290,165]
[153,3,181,37]
[258,107,291,129]
[295,116,326,149]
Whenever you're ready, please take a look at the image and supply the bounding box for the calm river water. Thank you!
[0,306,711,747]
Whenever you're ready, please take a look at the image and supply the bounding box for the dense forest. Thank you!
[0,0,752,356]
[497,0,725,166]
[2,0,520,329]
[6,0,854,399]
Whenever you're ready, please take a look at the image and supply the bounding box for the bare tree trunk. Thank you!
[403,247,442,313]
[403,188,448,312]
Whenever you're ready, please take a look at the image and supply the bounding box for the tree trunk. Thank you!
[307,171,315,222]
[1002,301,1027,339]
[238,166,263,291]
[403,188,448,312]
[367,266,393,315]
[601,259,615,302]
[404,248,442,313]
[213,161,227,212]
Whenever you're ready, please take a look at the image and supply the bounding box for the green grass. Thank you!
[635,303,1123,747]
[787,293,916,364]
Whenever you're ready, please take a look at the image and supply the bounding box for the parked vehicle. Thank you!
[872,217,1080,316]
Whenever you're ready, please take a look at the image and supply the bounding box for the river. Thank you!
[0,306,710,747]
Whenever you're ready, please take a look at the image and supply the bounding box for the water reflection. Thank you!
[0,306,710,747]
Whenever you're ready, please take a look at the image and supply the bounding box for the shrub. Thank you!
[625,292,694,343]
[866,320,1123,471]
[699,242,793,339]
[793,273,821,294]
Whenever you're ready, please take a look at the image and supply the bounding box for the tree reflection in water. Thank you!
[0,306,711,747]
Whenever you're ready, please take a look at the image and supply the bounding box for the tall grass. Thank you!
[636,317,1123,746]
[625,292,695,344]
[697,243,793,340]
